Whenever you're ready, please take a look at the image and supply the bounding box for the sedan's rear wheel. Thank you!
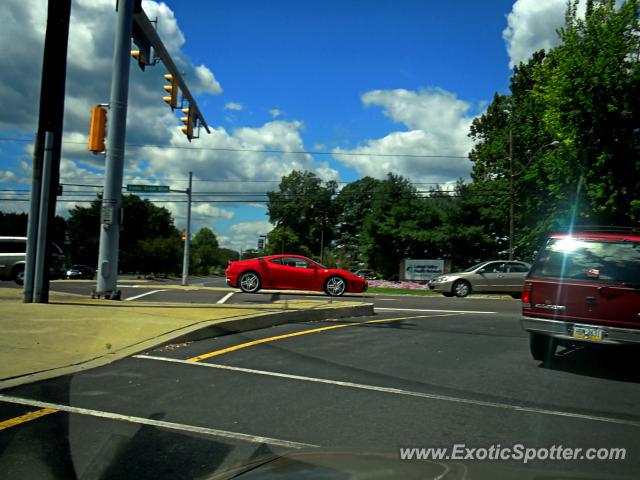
[453,280,471,297]
[238,271,261,293]
[324,276,346,296]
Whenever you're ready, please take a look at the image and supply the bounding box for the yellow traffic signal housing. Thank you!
[180,106,195,141]
[88,105,107,154]
[163,74,178,109]
[130,49,147,69]
[181,228,186,241]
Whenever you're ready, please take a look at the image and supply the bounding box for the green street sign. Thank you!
[126,184,170,193]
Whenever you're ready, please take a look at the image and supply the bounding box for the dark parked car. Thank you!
[521,229,640,361]
[66,264,95,280]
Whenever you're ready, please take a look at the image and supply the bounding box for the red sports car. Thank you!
[225,254,368,296]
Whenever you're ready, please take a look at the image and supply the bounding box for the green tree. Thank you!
[66,195,181,273]
[137,236,182,274]
[333,176,383,267]
[266,225,311,257]
[534,0,640,225]
[210,247,240,272]
[267,171,337,257]
[190,227,219,275]
[360,174,422,278]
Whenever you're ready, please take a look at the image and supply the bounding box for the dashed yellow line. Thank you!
[0,408,58,431]
[186,314,457,362]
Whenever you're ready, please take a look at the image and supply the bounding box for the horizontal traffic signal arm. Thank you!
[133,9,210,135]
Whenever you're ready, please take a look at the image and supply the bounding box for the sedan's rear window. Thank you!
[530,238,640,283]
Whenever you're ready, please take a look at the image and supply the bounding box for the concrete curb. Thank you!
[0,302,373,390]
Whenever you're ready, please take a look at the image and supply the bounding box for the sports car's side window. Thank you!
[280,257,310,268]
[269,258,282,265]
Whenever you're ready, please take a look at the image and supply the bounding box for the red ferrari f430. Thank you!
[226,255,368,296]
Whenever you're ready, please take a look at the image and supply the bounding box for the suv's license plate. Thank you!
[573,325,603,341]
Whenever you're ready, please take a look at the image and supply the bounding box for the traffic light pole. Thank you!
[181,171,193,286]
[95,0,135,300]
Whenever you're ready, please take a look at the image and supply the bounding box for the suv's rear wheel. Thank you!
[529,332,557,361]
[13,265,25,286]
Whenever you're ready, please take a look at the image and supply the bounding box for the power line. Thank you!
[0,136,469,159]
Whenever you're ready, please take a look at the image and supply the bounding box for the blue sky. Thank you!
[0,0,572,251]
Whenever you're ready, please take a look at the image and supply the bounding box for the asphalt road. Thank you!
[1,284,639,478]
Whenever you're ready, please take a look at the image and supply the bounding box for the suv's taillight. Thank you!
[522,281,533,308]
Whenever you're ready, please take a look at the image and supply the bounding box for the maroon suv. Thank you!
[521,230,640,361]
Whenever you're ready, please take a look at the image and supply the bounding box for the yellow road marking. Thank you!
[0,408,58,431]
[187,314,457,362]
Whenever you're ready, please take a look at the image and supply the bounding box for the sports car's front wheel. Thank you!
[324,276,346,296]
[238,271,261,293]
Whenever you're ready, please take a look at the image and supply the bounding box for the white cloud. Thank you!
[333,88,475,184]
[224,102,243,111]
[503,0,566,68]
[269,108,283,118]
[218,220,272,252]
[501,0,616,68]
[0,170,17,183]
[193,64,223,95]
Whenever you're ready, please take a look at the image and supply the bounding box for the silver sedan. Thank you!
[428,261,530,297]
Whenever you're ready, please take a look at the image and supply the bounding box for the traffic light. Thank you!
[180,106,195,141]
[130,49,147,70]
[163,74,178,109]
[181,228,186,241]
[258,238,265,250]
[88,105,107,154]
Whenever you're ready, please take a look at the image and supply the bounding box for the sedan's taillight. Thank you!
[522,281,533,308]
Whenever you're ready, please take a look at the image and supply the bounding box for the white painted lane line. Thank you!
[217,292,235,304]
[0,394,317,449]
[124,290,167,301]
[376,307,495,314]
[135,355,640,429]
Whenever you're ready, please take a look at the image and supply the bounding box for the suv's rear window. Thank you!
[530,237,640,283]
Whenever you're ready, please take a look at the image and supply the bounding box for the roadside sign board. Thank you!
[403,259,445,281]
[126,184,170,193]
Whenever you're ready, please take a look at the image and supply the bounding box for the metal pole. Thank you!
[34,132,54,303]
[95,0,135,300]
[181,171,192,286]
[320,214,324,264]
[23,133,42,303]
[508,128,514,261]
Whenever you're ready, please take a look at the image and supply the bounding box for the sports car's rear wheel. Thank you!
[324,276,346,296]
[238,271,261,293]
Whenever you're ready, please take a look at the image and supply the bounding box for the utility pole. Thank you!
[181,171,192,286]
[320,214,325,265]
[508,128,514,261]
[95,0,135,300]
[24,0,72,303]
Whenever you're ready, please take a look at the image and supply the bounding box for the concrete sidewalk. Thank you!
[0,288,372,389]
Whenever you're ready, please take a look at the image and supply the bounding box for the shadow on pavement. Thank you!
[540,345,640,384]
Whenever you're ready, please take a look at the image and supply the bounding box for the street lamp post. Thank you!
[509,128,515,260]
